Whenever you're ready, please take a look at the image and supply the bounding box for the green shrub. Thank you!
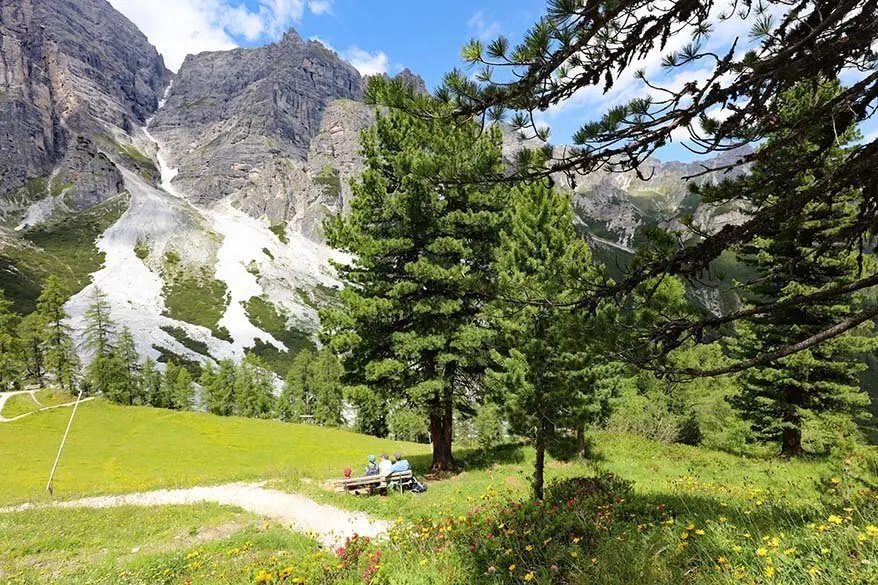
[448,474,632,583]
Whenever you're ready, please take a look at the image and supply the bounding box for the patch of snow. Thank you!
[14,196,60,231]
[66,168,236,364]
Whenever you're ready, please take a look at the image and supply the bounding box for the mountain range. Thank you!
[0,0,748,374]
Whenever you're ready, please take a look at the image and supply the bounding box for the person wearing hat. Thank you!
[364,454,379,476]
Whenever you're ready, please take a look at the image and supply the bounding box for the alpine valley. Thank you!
[0,0,749,374]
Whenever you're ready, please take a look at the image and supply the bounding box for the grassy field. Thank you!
[0,504,261,583]
[1,401,875,584]
[0,399,427,506]
[1,394,41,418]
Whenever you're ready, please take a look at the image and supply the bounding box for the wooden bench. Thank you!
[331,470,414,494]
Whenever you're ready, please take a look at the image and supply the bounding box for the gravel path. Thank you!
[3,482,388,548]
[0,391,94,423]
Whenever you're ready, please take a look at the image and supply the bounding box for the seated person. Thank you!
[343,467,352,478]
[390,452,411,473]
[378,453,393,475]
[364,454,379,476]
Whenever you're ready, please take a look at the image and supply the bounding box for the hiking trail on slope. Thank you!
[2,482,388,548]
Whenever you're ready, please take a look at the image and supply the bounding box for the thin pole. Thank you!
[46,387,84,495]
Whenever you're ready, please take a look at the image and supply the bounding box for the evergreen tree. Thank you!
[0,291,22,391]
[17,313,47,387]
[698,80,877,455]
[486,181,604,499]
[141,358,163,408]
[114,328,142,405]
[156,362,177,409]
[201,359,237,416]
[320,107,507,470]
[83,288,115,357]
[276,349,314,422]
[37,276,79,391]
[310,349,344,427]
[169,364,194,411]
[235,355,274,418]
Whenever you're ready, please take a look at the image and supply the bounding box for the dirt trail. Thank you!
[3,482,388,548]
[0,391,94,423]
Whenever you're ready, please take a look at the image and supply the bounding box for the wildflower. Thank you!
[717,556,728,564]
[254,569,274,584]
[686,523,695,530]
[808,566,820,576]
[509,564,516,572]
[487,566,496,574]
[420,559,427,566]
[756,548,768,557]
[525,544,533,551]
[764,565,775,578]
[572,536,581,543]
[866,525,878,537]
[524,572,536,581]
[782,547,797,555]
[733,567,745,580]
[828,515,843,525]
[831,477,841,484]
[680,532,689,540]
[695,529,705,536]
[551,565,559,572]
[719,516,727,523]
[571,551,578,558]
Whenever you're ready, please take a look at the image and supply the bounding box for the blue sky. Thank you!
[109,0,877,162]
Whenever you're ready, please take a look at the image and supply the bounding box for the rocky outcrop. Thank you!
[56,136,125,211]
[0,0,171,199]
[150,31,363,216]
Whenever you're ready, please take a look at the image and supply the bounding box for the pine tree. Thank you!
[310,349,344,427]
[276,349,314,422]
[703,80,878,455]
[36,276,78,391]
[201,359,237,416]
[235,355,275,418]
[486,181,604,499]
[156,362,177,409]
[114,328,142,405]
[169,365,194,411]
[141,358,163,407]
[16,313,47,387]
[83,288,115,357]
[0,290,22,391]
[320,107,507,470]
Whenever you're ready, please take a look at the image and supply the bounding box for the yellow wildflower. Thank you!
[695,529,706,536]
[525,544,533,552]
[686,523,695,530]
[764,565,775,578]
[524,572,535,581]
[680,532,689,539]
[808,566,821,576]
[831,477,841,484]
[866,525,878,537]
[509,564,516,572]
[756,548,768,557]
[828,515,843,525]
[783,547,797,555]
[254,569,274,584]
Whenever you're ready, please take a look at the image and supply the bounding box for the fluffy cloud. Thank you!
[467,10,502,40]
[108,0,333,71]
[310,37,391,77]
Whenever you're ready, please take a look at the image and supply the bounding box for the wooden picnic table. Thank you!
[331,470,414,494]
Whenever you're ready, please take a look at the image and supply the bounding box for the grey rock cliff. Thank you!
[0,0,171,200]
[151,31,363,218]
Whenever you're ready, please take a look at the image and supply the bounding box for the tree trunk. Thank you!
[781,426,803,456]
[576,423,586,458]
[534,417,547,500]
[429,410,455,471]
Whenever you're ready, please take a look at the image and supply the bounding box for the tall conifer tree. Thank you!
[321,107,507,470]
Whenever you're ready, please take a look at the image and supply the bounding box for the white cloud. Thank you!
[343,47,390,76]
[308,0,333,15]
[467,10,502,40]
[310,37,391,76]
[108,0,332,72]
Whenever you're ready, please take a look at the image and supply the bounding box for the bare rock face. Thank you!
[0,0,171,200]
[57,136,125,211]
[151,31,363,217]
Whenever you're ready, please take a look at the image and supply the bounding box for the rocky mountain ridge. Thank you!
[0,0,748,374]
